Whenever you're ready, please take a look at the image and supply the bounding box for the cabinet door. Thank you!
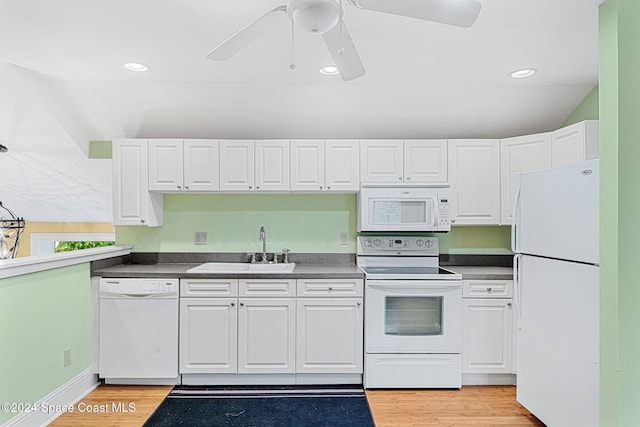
[149,139,184,192]
[326,140,359,191]
[551,120,599,166]
[500,133,552,224]
[360,140,403,182]
[462,298,513,374]
[448,139,501,225]
[404,139,448,183]
[179,298,237,374]
[237,298,296,373]
[112,139,163,226]
[184,139,220,192]
[220,140,254,191]
[255,140,290,191]
[290,140,325,191]
[296,298,363,373]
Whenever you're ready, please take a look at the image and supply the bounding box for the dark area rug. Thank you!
[143,385,376,427]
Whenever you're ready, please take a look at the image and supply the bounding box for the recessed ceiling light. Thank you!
[510,68,537,79]
[319,65,340,76]
[123,62,149,72]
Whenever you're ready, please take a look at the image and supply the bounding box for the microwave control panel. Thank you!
[438,197,450,227]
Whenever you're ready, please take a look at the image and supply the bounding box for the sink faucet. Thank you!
[259,226,268,263]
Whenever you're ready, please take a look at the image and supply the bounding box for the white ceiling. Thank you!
[0,0,602,222]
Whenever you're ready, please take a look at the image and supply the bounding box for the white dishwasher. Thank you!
[99,278,180,384]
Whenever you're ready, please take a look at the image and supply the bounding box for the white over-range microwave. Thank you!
[357,184,451,232]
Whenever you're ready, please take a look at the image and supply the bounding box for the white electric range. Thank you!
[357,236,463,389]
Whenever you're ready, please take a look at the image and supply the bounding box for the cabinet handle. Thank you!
[398,176,402,180]
[451,219,456,223]
[507,302,512,308]
[240,302,245,307]
[140,219,146,224]
[356,302,361,307]
[256,186,260,190]
[328,287,333,291]
[185,186,189,190]
[406,177,411,180]
[249,186,252,190]
[319,185,323,190]
[177,185,181,189]
[327,186,331,190]
[487,287,492,293]
[230,302,235,307]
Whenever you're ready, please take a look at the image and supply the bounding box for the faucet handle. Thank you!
[282,248,290,264]
[246,252,257,264]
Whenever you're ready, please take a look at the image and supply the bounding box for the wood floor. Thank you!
[49,384,545,426]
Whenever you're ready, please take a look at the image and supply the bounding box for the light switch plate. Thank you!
[339,231,349,245]
[194,232,208,245]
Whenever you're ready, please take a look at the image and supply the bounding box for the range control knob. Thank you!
[425,240,433,248]
[373,239,382,247]
[364,240,372,247]
[416,239,424,247]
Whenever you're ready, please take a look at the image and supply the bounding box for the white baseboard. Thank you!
[462,373,516,386]
[2,368,99,427]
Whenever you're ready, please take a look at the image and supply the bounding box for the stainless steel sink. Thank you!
[186,262,296,274]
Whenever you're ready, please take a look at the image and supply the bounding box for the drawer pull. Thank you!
[486,287,492,293]
[230,302,235,307]
[328,287,333,291]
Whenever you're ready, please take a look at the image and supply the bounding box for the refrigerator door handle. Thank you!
[511,174,522,252]
[513,253,522,327]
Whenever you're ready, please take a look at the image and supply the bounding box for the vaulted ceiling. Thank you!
[0,0,602,222]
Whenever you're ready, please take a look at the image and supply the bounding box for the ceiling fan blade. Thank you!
[206,5,288,60]
[350,0,481,28]
[322,20,366,81]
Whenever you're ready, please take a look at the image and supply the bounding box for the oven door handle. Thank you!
[366,283,461,292]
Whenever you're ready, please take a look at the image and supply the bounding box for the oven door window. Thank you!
[384,296,443,336]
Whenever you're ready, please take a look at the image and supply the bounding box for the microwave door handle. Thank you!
[432,197,438,227]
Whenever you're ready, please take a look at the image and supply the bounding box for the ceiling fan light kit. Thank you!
[206,0,481,81]
[289,0,341,33]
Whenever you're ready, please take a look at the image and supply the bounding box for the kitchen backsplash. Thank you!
[115,194,511,254]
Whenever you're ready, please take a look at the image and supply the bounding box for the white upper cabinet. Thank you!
[360,139,448,183]
[149,139,220,192]
[291,140,325,191]
[360,140,404,183]
[325,140,359,191]
[220,140,255,191]
[149,139,184,192]
[291,140,359,192]
[448,139,501,225]
[255,140,290,191]
[183,140,220,192]
[112,139,163,226]
[551,120,599,167]
[404,140,448,183]
[500,133,552,225]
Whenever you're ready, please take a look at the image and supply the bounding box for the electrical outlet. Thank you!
[64,347,71,367]
[339,231,349,245]
[194,231,208,245]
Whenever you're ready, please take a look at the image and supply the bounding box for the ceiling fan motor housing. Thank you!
[289,0,342,34]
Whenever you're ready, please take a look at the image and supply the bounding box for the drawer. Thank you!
[239,279,296,297]
[463,280,513,298]
[180,279,238,297]
[297,279,364,297]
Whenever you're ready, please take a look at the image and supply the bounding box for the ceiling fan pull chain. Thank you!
[338,0,345,54]
[289,19,296,70]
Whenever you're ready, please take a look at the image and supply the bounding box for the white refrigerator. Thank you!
[512,159,600,427]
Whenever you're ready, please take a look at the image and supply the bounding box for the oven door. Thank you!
[365,280,462,354]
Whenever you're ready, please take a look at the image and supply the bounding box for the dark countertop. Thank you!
[93,262,365,280]
[446,266,513,280]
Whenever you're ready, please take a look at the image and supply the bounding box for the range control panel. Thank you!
[357,236,439,256]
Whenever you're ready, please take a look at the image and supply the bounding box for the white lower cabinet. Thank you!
[296,298,363,373]
[461,280,515,385]
[237,297,296,373]
[179,278,364,383]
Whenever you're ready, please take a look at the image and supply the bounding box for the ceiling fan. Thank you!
[206,0,481,81]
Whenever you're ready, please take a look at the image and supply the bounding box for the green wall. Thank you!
[115,193,511,254]
[563,86,599,126]
[600,0,640,425]
[0,264,93,424]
